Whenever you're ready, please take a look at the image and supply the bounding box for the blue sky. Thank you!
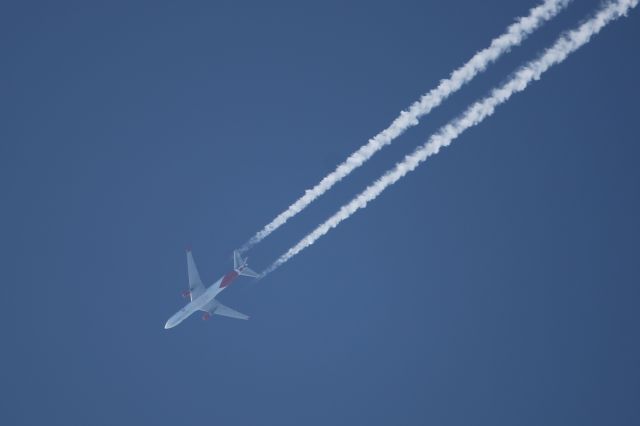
[2,1,639,425]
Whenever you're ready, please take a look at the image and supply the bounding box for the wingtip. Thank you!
[185,244,192,253]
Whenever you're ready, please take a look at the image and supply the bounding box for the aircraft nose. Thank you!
[164,319,175,329]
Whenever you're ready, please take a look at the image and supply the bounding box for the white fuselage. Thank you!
[164,276,225,329]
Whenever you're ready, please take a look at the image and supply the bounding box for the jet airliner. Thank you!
[164,249,258,329]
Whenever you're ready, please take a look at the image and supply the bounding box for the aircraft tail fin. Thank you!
[233,250,260,278]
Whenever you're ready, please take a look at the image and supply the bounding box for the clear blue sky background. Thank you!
[2,1,639,425]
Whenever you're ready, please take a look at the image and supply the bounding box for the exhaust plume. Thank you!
[262,0,638,277]
[240,0,572,253]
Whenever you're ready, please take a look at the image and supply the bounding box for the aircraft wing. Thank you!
[186,251,206,300]
[202,299,249,320]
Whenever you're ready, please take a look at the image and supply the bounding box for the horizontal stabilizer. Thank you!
[238,267,259,278]
[233,250,244,270]
[233,250,260,278]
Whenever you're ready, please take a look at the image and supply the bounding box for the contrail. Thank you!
[239,0,572,253]
[262,0,638,277]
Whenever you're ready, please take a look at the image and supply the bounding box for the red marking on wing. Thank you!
[220,270,239,288]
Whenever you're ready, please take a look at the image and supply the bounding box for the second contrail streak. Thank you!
[239,0,571,253]
[261,0,638,277]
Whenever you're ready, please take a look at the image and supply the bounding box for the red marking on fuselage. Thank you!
[220,270,239,288]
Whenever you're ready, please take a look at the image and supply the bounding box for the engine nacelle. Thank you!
[181,290,191,299]
[202,312,211,320]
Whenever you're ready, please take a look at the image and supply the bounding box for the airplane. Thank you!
[164,249,259,329]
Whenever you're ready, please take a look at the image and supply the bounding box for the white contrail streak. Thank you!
[262,0,638,277]
[239,0,572,253]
